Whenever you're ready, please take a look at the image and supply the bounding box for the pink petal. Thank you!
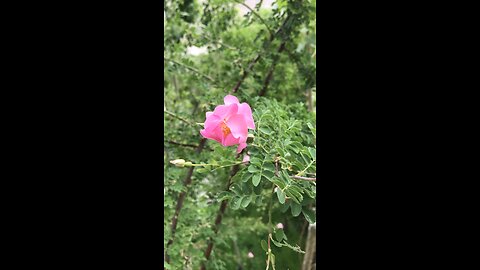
[206,111,213,118]
[203,114,222,131]
[222,132,240,146]
[224,95,240,105]
[237,142,247,153]
[212,103,238,119]
[238,103,255,129]
[201,114,223,142]
[226,114,248,141]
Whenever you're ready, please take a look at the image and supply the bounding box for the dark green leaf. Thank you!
[302,208,316,224]
[275,229,286,242]
[290,202,302,216]
[261,240,268,251]
[241,195,252,208]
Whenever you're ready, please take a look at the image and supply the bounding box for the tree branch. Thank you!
[259,42,286,96]
[290,175,316,181]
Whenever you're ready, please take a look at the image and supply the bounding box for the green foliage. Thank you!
[164,1,316,269]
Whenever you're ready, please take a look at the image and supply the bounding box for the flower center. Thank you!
[220,121,231,137]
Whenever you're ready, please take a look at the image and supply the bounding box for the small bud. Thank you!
[247,252,254,258]
[276,223,284,229]
[170,159,186,167]
[242,154,250,163]
[247,134,254,143]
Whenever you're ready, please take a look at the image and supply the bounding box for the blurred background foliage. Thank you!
[164,1,316,269]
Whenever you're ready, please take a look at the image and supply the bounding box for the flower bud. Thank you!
[247,252,254,258]
[170,159,186,167]
[184,162,193,167]
[276,223,284,229]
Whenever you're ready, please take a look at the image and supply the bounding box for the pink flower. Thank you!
[200,95,255,153]
[247,252,254,258]
[276,223,284,229]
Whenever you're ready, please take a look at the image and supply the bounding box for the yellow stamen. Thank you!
[221,121,231,137]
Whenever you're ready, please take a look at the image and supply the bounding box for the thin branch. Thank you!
[233,0,274,38]
[164,57,215,82]
[259,42,286,96]
[164,140,199,149]
[290,175,316,181]
[164,110,196,126]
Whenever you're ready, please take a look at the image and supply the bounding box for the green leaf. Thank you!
[261,240,268,251]
[164,263,172,269]
[241,195,252,208]
[250,157,262,166]
[275,229,285,242]
[276,188,286,204]
[262,170,275,179]
[252,174,261,186]
[241,172,252,182]
[263,162,275,172]
[248,165,260,173]
[271,238,283,247]
[260,127,273,134]
[231,196,242,210]
[308,147,316,160]
[302,208,316,224]
[290,202,302,217]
